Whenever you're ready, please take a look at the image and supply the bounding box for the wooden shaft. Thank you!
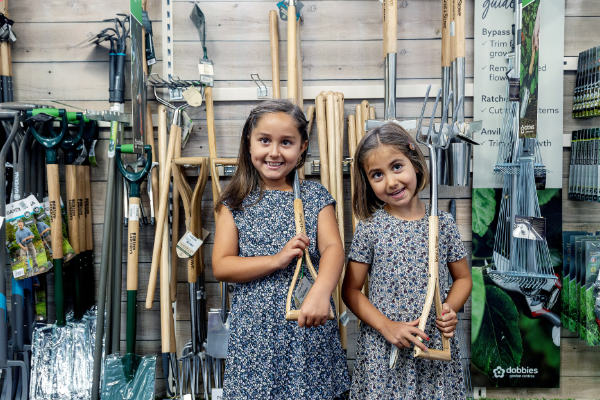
[296,19,303,110]
[441,0,451,67]
[454,0,465,59]
[326,93,337,198]
[76,166,86,255]
[449,0,456,62]
[348,115,357,231]
[47,164,63,259]
[146,104,159,219]
[287,4,298,104]
[126,197,141,291]
[315,94,329,189]
[306,105,315,138]
[369,106,376,120]
[160,205,171,352]
[205,86,223,215]
[361,100,370,133]
[65,165,80,255]
[269,10,281,99]
[383,0,398,56]
[413,215,451,361]
[354,105,363,142]
[146,105,174,309]
[170,126,182,303]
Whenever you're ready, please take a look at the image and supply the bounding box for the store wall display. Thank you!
[472,0,565,389]
[568,128,600,201]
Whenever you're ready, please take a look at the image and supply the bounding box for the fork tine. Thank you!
[426,89,442,144]
[416,85,432,143]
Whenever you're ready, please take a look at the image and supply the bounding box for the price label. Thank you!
[293,276,313,309]
[176,230,204,258]
[128,203,140,221]
[211,388,223,400]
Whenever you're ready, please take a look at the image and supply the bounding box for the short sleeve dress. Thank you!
[347,207,467,400]
[223,180,350,400]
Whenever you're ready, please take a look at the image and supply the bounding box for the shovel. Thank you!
[101,145,155,400]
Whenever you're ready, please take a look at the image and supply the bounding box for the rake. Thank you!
[488,1,560,332]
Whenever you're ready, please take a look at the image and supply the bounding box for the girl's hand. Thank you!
[298,285,330,328]
[381,318,429,352]
[436,303,458,338]
[273,234,309,270]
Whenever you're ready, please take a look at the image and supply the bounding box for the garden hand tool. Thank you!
[101,145,155,400]
[285,170,335,321]
[172,156,209,399]
[390,86,457,367]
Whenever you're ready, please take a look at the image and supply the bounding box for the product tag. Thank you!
[182,86,203,107]
[0,215,4,229]
[513,215,546,241]
[339,310,350,327]
[182,394,193,400]
[13,268,25,279]
[128,203,140,221]
[211,388,223,400]
[176,230,204,258]
[293,276,313,309]
[198,59,214,86]
[89,139,98,167]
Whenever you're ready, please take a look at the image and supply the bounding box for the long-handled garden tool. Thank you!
[0,109,28,400]
[269,10,280,99]
[489,0,560,338]
[101,145,155,399]
[172,156,209,399]
[389,86,469,367]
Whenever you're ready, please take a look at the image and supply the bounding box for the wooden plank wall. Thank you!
[8,0,600,398]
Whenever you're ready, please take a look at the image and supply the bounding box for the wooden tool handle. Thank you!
[146,107,176,309]
[269,10,281,99]
[170,126,182,303]
[453,0,465,58]
[160,209,171,352]
[315,94,329,189]
[441,0,451,67]
[348,115,357,231]
[65,165,80,255]
[126,197,141,292]
[326,93,337,195]
[413,215,451,361]
[47,164,63,259]
[76,166,86,254]
[83,165,93,252]
[296,19,303,110]
[287,4,298,103]
[383,0,397,56]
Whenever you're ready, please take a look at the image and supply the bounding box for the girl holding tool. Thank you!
[342,123,471,399]
[212,100,350,399]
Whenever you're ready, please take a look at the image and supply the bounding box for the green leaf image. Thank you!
[550,248,562,268]
[519,314,560,368]
[471,267,486,341]
[472,188,497,237]
[472,283,523,376]
[536,188,559,206]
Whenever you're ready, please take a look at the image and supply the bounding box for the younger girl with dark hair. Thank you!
[342,123,472,399]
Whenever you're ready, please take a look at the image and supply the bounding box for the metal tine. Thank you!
[415,85,432,145]
[422,88,443,147]
[452,95,464,125]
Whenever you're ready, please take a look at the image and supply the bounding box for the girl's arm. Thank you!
[436,257,472,338]
[212,205,309,283]
[342,260,429,351]
[297,204,344,327]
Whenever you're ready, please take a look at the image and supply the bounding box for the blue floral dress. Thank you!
[348,207,467,400]
[223,180,350,400]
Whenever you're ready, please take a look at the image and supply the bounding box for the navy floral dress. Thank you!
[348,207,467,400]
[223,180,350,400]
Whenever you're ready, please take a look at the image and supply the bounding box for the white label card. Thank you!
[293,276,313,309]
[211,388,223,400]
[176,230,204,258]
[128,204,140,221]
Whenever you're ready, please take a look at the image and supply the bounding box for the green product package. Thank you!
[562,232,587,330]
[584,240,600,345]
[6,195,52,279]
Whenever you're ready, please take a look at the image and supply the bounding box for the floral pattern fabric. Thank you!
[348,207,467,400]
[223,180,350,400]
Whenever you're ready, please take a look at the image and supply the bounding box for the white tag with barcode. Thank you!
[13,268,25,279]
[211,388,223,400]
[198,61,214,77]
[176,230,204,258]
[293,276,313,309]
[128,203,140,221]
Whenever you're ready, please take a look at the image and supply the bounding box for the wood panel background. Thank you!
[8,0,600,398]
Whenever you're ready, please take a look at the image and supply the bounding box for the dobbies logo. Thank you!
[493,365,539,379]
[493,366,505,379]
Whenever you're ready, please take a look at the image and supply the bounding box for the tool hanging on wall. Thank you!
[314,91,348,349]
[489,0,561,343]
[269,10,280,99]
[102,145,155,400]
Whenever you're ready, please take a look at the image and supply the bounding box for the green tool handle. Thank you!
[31,108,90,123]
[47,163,65,326]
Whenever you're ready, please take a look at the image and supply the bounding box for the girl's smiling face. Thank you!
[363,144,423,218]
[249,112,307,190]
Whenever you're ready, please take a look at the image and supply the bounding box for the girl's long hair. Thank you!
[352,123,429,220]
[217,99,308,211]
